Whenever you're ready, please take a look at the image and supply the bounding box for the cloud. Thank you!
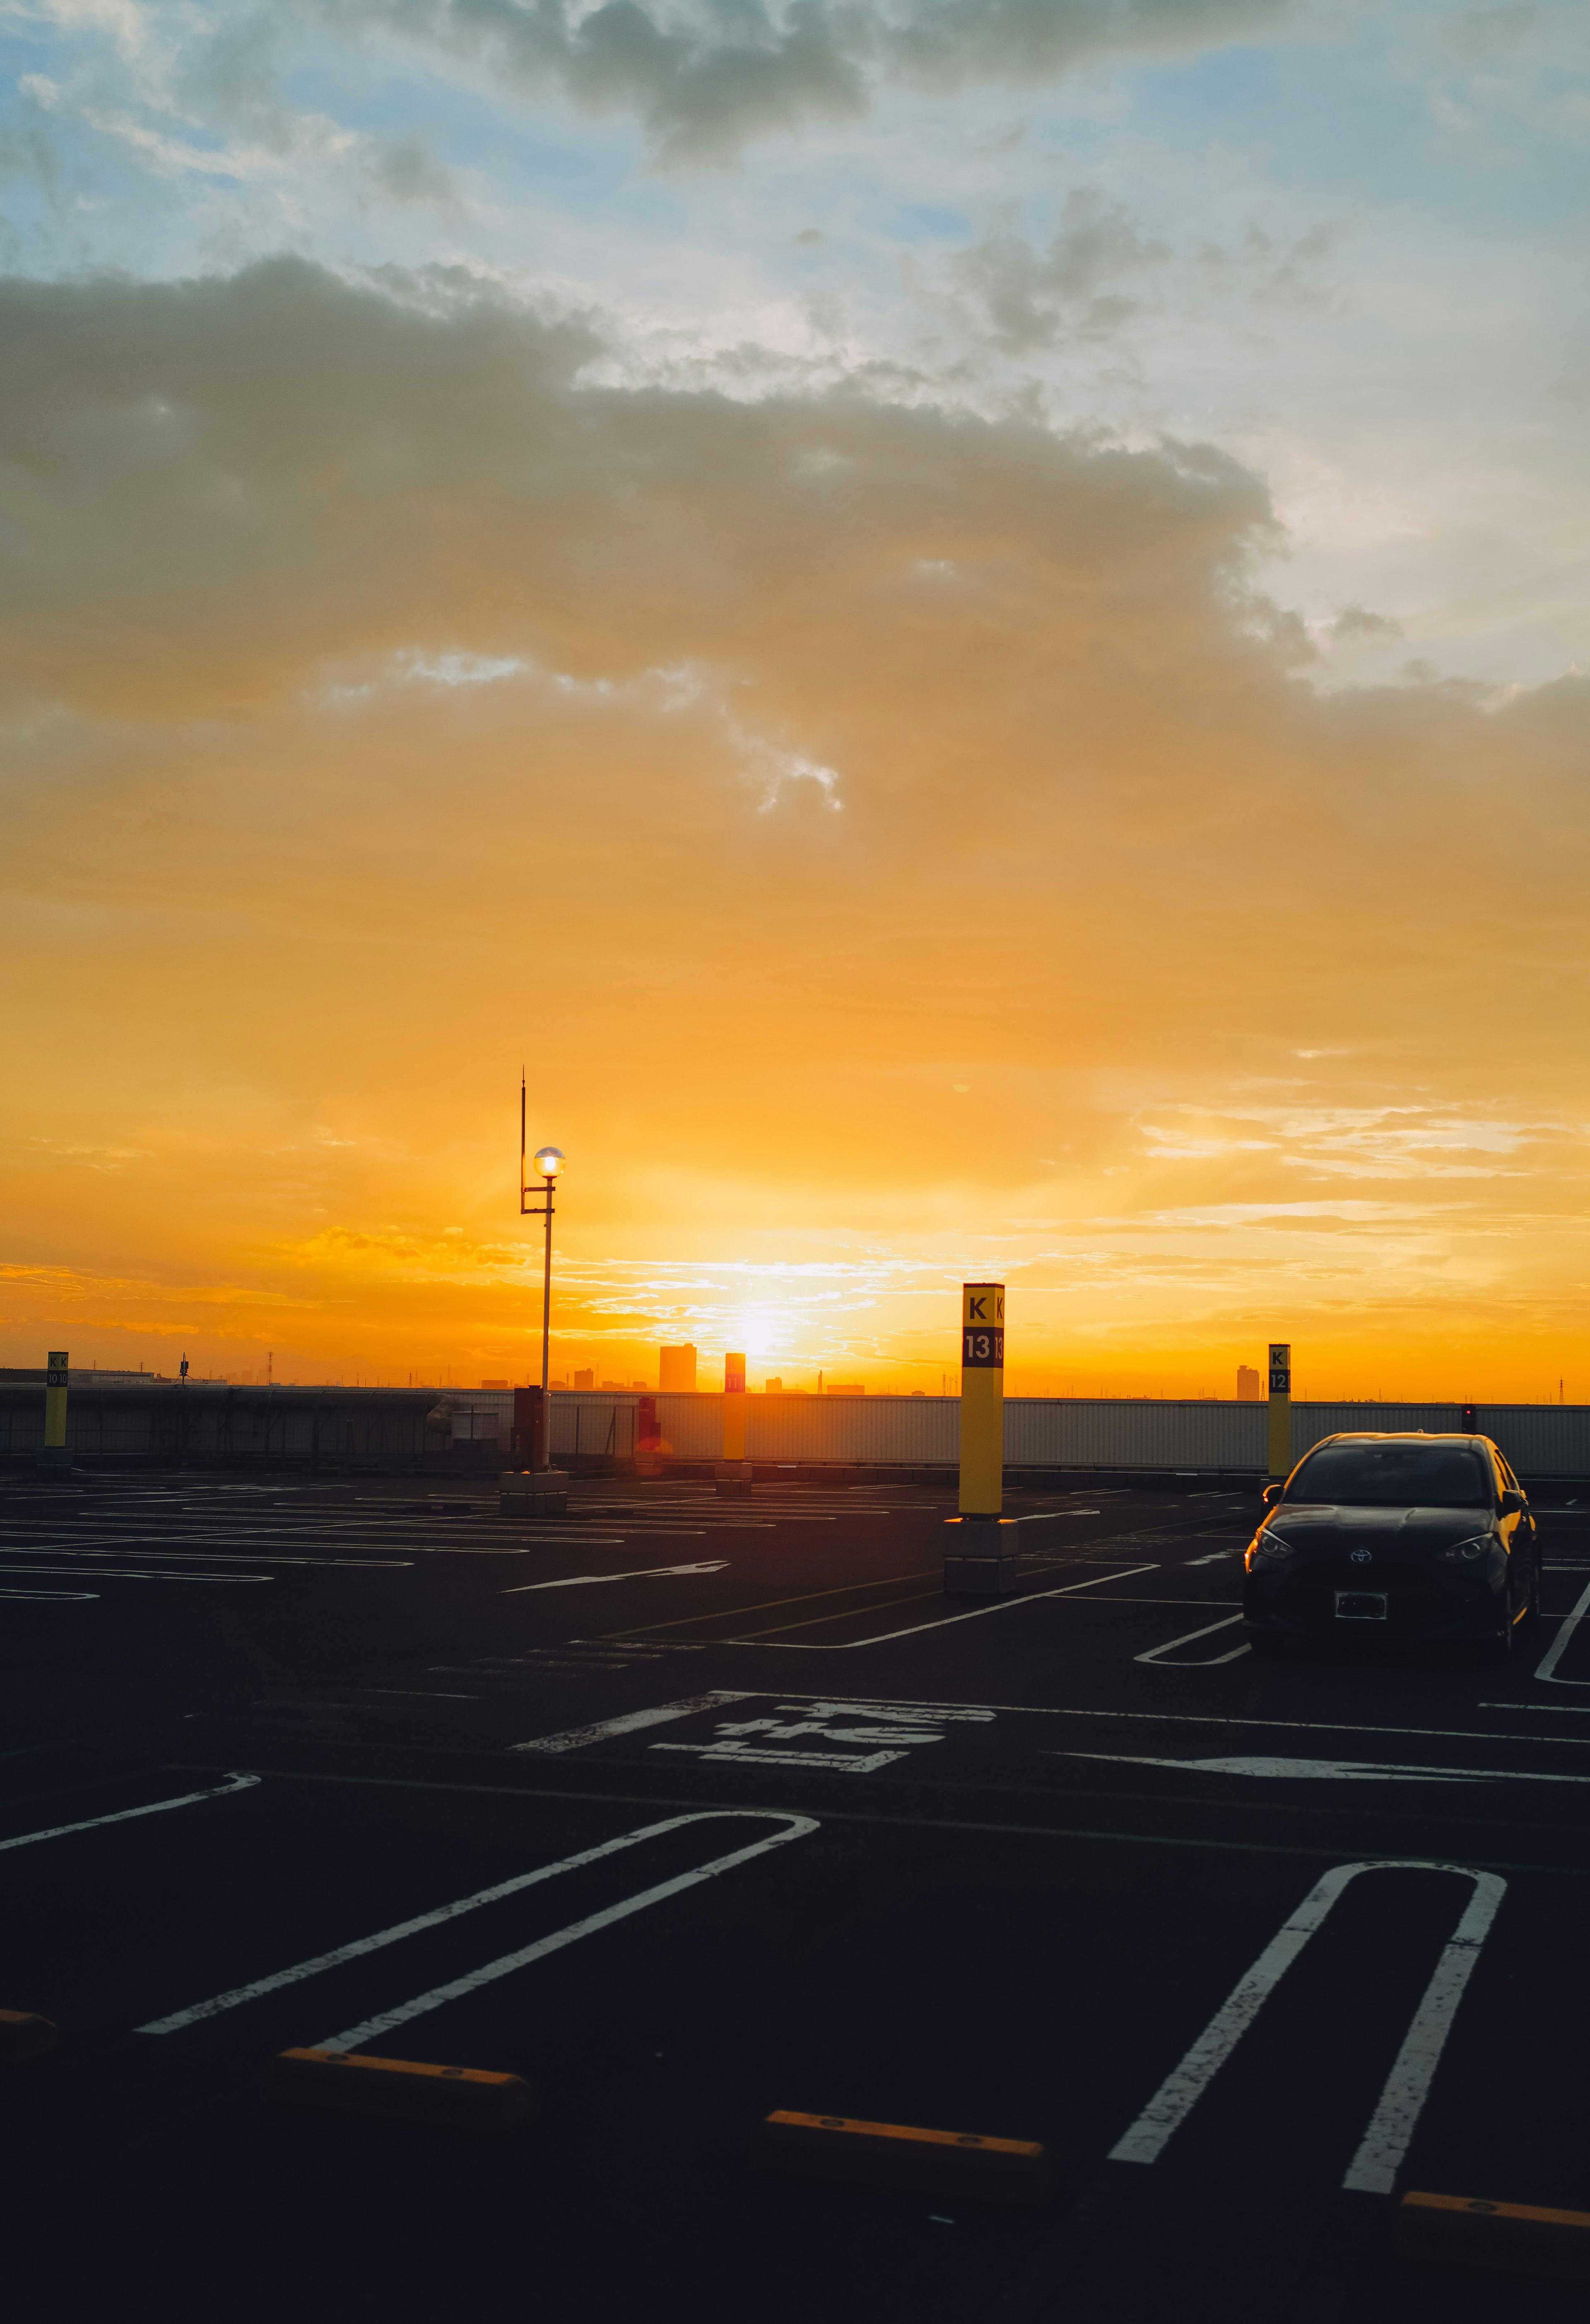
[921,196,1342,364]
[0,255,1279,726]
[371,134,459,208]
[1330,603,1403,642]
[307,0,1292,163]
[2,256,1588,1391]
[942,190,1167,354]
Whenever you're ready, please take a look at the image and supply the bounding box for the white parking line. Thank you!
[0,1772,258,1853]
[1109,1859,1506,2193]
[1534,1576,1590,1686]
[651,1742,908,1772]
[732,1564,1161,1649]
[2,1549,412,1571]
[509,1689,756,1754]
[578,1527,758,1536]
[502,1561,729,1595]
[0,1564,273,1584]
[1055,1751,1590,1786]
[316,1811,818,2054]
[1481,1701,1590,1716]
[138,1808,801,2034]
[1135,1612,1249,1666]
[767,1693,1590,1754]
[0,1587,98,1600]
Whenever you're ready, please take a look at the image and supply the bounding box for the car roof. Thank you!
[1311,1432,1494,1451]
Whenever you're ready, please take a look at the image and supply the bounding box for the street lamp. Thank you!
[520,1077,564,1412]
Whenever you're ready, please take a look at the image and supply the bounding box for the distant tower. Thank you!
[1236,1364,1262,1401]
[659,1345,697,1392]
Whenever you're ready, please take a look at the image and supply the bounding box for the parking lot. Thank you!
[3,1467,1590,2319]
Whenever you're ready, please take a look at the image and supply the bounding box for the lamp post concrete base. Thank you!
[942,1511,1074,1595]
[499,1469,569,1518]
[944,1551,1026,1595]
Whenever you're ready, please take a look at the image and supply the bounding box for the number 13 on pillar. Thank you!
[960,1284,1005,1517]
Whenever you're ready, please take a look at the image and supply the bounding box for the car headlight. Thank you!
[1436,1535,1494,1563]
[1247,1531,1298,1569]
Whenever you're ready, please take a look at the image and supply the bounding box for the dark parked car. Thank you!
[1243,1432,1542,1663]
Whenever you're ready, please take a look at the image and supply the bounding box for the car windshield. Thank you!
[1287,1443,1490,1509]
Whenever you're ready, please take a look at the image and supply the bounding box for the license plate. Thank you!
[1335,1590,1387,1623]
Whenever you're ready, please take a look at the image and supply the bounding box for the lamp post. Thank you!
[520,1081,564,1402]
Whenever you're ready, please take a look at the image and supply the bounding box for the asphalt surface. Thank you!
[3,1466,1590,2322]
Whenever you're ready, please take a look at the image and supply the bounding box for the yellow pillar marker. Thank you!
[723,1353,747,1461]
[1267,1341,1291,1481]
[44,1351,68,1447]
[39,1350,70,1470]
[959,1284,1005,1517]
[717,1352,750,1494]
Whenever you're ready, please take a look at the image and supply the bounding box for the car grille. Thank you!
[1276,1560,1450,1632]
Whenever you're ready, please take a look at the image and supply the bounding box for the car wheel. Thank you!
[1478,1631,1511,1668]
[1249,1634,1285,1659]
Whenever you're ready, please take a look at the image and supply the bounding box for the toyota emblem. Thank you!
[1350,1548,1372,1564]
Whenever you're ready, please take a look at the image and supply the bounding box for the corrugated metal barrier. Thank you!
[489,1391,1590,1478]
[8,1378,1589,1478]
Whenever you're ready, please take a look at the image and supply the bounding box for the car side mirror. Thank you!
[1500,1488,1523,1516]
[1261,1482,1282,1507]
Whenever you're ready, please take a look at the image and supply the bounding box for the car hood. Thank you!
[1261,1504,1495,1554]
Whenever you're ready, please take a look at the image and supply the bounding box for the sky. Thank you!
[0,0,1587,1399]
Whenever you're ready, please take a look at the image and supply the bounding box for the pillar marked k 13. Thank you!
[960,1285,1004,1517]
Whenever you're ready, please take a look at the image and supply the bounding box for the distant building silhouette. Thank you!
[1237,1364,1263,1401]
[481,1379,508,1390]
[765,1376,783,1392]
[826,1382,865,1395]
[659,1345,697,1392]
[573,1368,595,1390]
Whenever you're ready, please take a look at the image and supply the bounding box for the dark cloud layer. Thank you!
[0,256,1275,731]
[313,0,1289,159]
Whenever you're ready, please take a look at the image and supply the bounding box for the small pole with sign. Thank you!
[40,1350,70,1472]
[717,1351,751,1496]
[959,1284,1005,1516]
[1267,1342,1291,1482]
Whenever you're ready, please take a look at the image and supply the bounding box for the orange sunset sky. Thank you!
[1,3,1586,1402]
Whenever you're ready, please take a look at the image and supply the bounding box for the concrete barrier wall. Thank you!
[7,1376,1589,1477]
[511,1391,1590,1477]
[0,1380,441,1463]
